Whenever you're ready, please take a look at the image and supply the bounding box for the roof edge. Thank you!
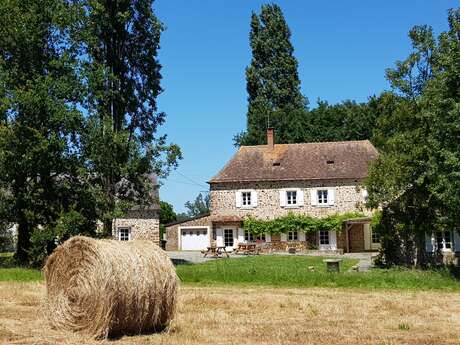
[209,177,366,184]
[164,213,211,227]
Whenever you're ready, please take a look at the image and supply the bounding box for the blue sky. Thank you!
[154,0,457,213]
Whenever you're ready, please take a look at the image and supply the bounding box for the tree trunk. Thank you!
[415,231,428,269]
[15,221,31,265]
[103,218,113,238]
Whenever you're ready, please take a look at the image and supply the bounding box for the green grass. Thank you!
[176,255,460,291]
[1,252,459,290]
[0,268,43,282]
[0,252,43,282]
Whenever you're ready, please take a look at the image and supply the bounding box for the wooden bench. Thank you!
[201,246,229,258]
[234,243,259,255]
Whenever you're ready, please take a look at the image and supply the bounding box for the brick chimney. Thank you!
[267,127,275,149]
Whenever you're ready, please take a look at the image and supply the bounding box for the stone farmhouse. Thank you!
[165,129,382,253]
[112,175,161,243]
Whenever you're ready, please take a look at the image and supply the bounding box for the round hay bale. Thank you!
[44,236,178,339]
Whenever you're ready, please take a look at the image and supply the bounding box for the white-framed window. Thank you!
[319,230,330,245]
[436,231,452,250]
[118,227,130,241]
[317,190,328,205]
[256,234,266,242]
[288,231,298,241]
[371,230,380,244]
[242,191,251,206]
[286,190,297,205]
[244,230,254,242]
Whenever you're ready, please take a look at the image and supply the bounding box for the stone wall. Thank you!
[165,215,212,251]
[112,209,160,244]
[210,179,370,220]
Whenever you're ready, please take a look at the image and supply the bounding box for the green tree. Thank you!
[236,4,307,146]
[365,9,460,267]
[160,201,177,225]
[184,193,210,217]
[77,0,181,234]
[0,0,95,264]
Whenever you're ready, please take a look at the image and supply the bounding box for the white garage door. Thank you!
[180,227,209,250]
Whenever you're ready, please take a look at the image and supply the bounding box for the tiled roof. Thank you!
[209,140,378,183]
[209,215,244,222]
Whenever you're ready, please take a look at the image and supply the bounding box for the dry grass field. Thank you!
[1,282,460,345]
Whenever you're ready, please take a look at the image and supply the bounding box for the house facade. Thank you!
[166,129,381,253]
[112,175,161,244]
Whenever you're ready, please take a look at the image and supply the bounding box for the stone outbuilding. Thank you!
[112,175,160,244]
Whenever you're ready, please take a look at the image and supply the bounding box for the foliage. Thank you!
[0,0,92,264]
[365,9,460,267]
[235,4,306,146]
[0,0,181,265]
[0,221,14,252]
[235,4,385,147]
[243,212,366,235]
[184,192,210,217]
[76,0,182,234]
[176,255,460,291]
[160,201,177,225]
[159,201,177,240]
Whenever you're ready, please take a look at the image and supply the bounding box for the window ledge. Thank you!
[284,205,300,209]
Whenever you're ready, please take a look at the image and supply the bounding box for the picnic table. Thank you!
[235,243,259,255]
[202,246,229,258]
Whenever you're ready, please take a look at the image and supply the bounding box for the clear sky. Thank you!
[154,0,457,213]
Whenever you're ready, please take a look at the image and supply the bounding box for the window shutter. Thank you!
[279,190,286,207]
[361,188,368,201]
[454,231,460,252]
[297,189,304,206]
[251,190,258,207]
[216,229,224,247]
[310,189,317,206]
[235,191,242,208]
[330,231,337,250]
[280,233,287,242]
[238,228,245,243]
[298,232,306,241]
[425,232,434,252]
[328,188,335,206]
[265,233,271,243]
[364,223,371,250]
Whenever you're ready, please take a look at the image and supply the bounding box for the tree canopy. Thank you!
[0,0,181,265]
[235,4,306,146]
[365,9,460,266]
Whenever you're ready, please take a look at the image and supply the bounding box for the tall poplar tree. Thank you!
[78,0,181,234]
[235,4,307,146]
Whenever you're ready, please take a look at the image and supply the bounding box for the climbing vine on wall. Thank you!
[243,212,367,235]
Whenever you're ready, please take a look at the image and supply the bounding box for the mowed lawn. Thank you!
[1,281,460,345]
[176,255,460,291]
[1,254,460,291]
